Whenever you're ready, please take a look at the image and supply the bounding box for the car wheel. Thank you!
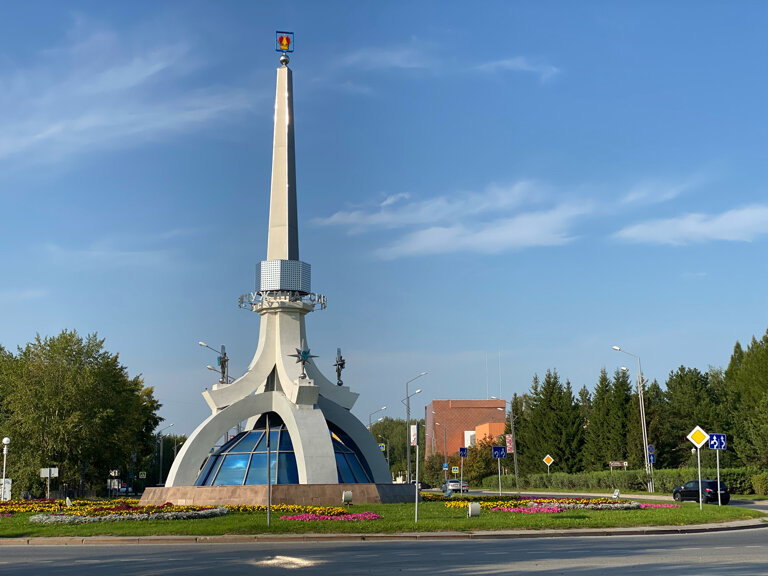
[673,492,682,502]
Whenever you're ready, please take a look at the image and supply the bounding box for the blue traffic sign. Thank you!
[648,454,656,464]
[709,433,726,450]
[492,446,507,459]
[647,444,655,454]
[442,462,448,470]
[459,447,468,458]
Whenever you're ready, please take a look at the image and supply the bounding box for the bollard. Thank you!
[467,502,481,517]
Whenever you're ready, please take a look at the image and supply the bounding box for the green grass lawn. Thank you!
[0,501,763,538]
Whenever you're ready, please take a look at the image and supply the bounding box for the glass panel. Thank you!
[244,452,278,485]
[277,453,299,484]
[245,453,267,484]
[253,432,267,452]
[231,431,261,453]
[335,452,354,483]
[345,453,371,483]
[268,429,279,449]
[195,455,220,486]
[212,454,249,486]
[278,429,293,451]
[332,436,352,454]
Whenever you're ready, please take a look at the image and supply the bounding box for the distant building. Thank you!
[425,399,506,459]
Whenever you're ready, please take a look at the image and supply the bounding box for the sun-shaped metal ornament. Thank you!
[289,348,317,379]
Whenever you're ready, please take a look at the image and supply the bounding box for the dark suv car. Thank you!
[673,480,729,504]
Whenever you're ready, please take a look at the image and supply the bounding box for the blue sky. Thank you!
[2,2,768,436]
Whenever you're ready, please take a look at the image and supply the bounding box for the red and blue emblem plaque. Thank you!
[276,31,294,53]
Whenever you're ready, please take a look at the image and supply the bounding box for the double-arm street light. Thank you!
[368,405,387,429]
[613,345,653,492]
[199,341,232,385]
[402,372,427,483]
[157,423,174,486]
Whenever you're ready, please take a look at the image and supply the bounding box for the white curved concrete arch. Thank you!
[166,392,337,486]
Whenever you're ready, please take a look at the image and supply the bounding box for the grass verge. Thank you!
[0,501,763,538]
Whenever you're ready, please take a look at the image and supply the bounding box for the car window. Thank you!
[684,481,697,489]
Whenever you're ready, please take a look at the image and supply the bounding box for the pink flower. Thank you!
[639,503,681,509]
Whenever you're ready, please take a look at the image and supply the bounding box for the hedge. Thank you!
[481,467,765,495]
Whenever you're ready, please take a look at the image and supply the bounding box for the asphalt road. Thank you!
[2,529,768,575]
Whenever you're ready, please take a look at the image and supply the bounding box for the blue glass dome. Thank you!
[194,413,373,485]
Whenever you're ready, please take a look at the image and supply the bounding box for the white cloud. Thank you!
[376,204,588,259]
[0,289,47,303]
[316,181,590,258]
[0,18,252,165]
[614,205,768,245]
[44,241,174,270]
[620,178,699,205]
[341,46,427,70]
[477,57,560,81]
[316,181,539,233]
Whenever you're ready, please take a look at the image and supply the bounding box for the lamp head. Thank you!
[198,341,207,347]
[621,366,628,372]
[2,437,9,446]
[612,346,621,351]
[414,389,422,395]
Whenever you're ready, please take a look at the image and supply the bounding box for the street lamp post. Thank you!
[402,372,427,483]
[157,424,174,486]
[435,421,448,480]
[1,437,9,501]
[368,405,387,429]
[200,341,238,434]
[199,341,229,385]
[613,345,653,492]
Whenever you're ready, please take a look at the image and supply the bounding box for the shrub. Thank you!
[482,467,761,494]
[751,472,768,495]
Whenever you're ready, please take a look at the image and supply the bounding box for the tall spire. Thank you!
[267,53,299,261]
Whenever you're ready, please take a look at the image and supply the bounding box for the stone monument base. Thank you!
[140,483,416,507]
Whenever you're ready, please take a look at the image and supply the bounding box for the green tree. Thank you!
[723,331,768,466]
[0,330,161,495]
[582,369,612,470]
[664,366,721,467]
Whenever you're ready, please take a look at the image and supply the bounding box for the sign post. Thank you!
[709,433,726,506]
[411,424,419,522]
[459,447,467,494]
[687,426,709,510]
[492,446,507,495]
[40,467,59,500]
[543,454,554,475]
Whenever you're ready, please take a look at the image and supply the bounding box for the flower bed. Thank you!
[443,496,680,512]
[280,512,381,522]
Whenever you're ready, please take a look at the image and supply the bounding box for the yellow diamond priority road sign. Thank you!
[687,425,709,448]
[543,454,554,466]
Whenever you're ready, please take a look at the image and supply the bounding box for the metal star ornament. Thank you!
[289,348,317,379]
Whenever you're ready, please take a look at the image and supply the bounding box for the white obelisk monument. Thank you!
[165,43,390,487]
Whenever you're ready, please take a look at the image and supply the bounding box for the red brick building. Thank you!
[424,399,506,459]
